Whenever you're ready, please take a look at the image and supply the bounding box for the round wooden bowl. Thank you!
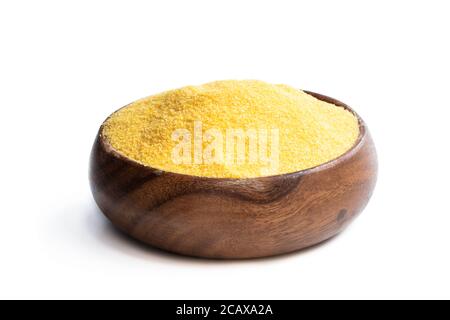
[89,91,378,259]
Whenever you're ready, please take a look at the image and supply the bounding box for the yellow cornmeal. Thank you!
[103,80,359,178]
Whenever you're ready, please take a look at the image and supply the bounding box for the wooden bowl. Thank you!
[89,91,378,259]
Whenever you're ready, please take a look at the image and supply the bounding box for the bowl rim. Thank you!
[97,90,367,181]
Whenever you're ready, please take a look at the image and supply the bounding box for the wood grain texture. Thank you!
[89,91,378,259]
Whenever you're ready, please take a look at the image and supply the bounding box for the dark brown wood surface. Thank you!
[89,92,378,259]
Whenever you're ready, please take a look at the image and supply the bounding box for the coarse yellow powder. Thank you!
[103,80,359,178]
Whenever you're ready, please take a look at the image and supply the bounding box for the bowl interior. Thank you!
[98,90,366,180]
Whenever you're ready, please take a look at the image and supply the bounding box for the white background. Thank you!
[0,0,449,300]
